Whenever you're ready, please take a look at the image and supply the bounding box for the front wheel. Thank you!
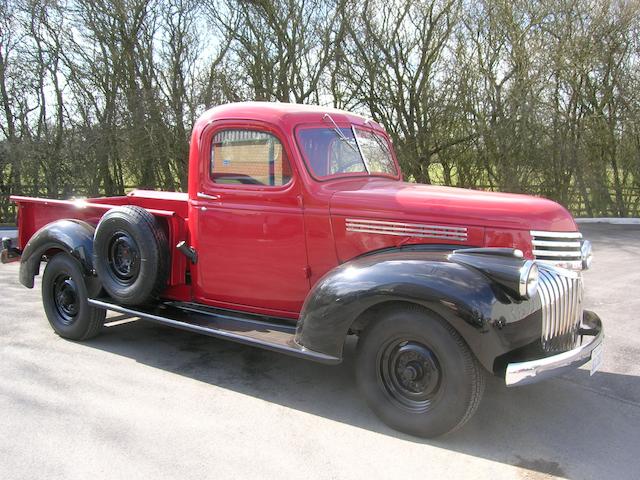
[42,253,106,340]
[355,306,485,437]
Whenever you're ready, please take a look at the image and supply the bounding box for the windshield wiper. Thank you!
[322,113,362,157]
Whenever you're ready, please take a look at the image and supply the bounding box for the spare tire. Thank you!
[93,205,168,305]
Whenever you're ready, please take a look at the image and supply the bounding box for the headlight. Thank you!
[581,240,593,270]
[519,261,539,299]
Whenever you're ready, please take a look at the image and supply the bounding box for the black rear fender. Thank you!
[19,219,98,293]
[295,251,541,372]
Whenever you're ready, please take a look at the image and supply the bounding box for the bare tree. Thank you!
[1,0,639,221]
[339,0,472,184]
[206,0,347,103]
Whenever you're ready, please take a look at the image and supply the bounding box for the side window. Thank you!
[210,129,292,186]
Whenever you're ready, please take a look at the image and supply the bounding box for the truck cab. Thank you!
[3,102,603,438]
[187,103,403,315]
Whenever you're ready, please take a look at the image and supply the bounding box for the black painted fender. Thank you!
[295,250,542,372]
[19,219,99,294]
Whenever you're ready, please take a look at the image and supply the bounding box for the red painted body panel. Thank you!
[192,184,309,315]
[484,228,536,260]
[188,118,310,316]
[11,195,189,287]
[328,179,577,232]
[12,102,579,317]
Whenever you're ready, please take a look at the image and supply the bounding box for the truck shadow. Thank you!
[86,316,640,480]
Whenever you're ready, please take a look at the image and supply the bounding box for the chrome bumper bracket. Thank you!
[1,236,21,264]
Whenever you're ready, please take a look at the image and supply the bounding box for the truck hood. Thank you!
[328,180,577,232]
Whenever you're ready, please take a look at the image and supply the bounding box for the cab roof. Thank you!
[193,102,383,133]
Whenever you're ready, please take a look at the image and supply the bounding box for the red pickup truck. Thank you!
[2,102,603,437]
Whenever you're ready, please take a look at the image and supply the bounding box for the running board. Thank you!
[88,298,340,365]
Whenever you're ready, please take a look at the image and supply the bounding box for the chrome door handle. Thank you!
[197,192,221,201]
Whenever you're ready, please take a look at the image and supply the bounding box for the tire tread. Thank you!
[42,253,106,341]
[441,317,486,434]
[355,304,485,437]
[93,205,169,305]
[119,205,169,300]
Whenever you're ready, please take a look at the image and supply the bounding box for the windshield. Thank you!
[296,126,398,179]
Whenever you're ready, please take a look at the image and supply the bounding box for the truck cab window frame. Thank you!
[210,129,293,187]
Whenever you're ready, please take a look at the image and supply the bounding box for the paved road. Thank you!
[1,224,639,480]
[0,227,17,238]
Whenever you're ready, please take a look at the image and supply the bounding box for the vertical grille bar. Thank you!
[568,278,576,338]
[538,265,584,352]
[559,277,571,336]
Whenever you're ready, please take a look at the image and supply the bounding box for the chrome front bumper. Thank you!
[505,311,603,387]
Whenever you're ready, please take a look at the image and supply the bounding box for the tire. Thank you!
[93,205,168,305]
[355,305,485,438]
[42,253,106,340]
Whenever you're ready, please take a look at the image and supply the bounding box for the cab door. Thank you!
[192,123,310,316]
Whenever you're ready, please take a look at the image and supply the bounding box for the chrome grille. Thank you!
[537,265,584,352]
[530,230,583,270]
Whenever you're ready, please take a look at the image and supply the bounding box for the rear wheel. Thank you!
[356,306,485,437]
[42,253,106,340]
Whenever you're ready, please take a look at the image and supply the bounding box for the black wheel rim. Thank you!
[378,338,443,413]
[107,231,140,285]
[52,274,79,325]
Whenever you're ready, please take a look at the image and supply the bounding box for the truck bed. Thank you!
[11,190,189,287]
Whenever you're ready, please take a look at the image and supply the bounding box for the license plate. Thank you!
[590,342,604,376]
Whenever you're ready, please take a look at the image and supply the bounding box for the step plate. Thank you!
[88,297,340,365]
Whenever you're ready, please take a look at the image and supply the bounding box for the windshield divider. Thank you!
[351,126,370,174]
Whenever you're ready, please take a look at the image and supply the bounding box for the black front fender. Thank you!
[19,219,97,289]
[295,250,542,372]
